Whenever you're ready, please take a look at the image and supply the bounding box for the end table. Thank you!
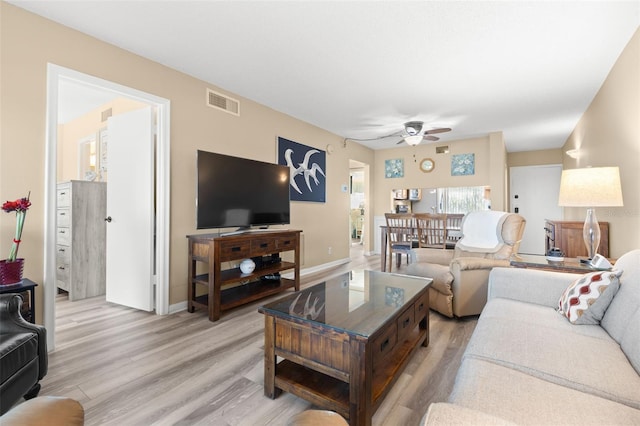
[0,278,38,323]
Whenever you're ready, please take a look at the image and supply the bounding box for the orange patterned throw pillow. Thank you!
[557,270,623,325]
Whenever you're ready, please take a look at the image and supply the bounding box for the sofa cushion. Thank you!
[0,332,38,383]
[421,402,517,426]
[464,299,640,409]
[557,269,622,324]
[602,249,640,343]
[449,358,640,425]
[480,298,612,340]
[621,308,640,375]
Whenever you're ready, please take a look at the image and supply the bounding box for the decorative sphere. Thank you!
[240,258,256,274]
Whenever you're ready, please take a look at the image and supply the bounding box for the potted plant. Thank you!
[1,192,31,285]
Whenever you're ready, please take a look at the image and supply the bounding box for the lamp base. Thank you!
[582,208,601,260]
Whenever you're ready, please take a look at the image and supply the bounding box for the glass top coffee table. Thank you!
[258,270,432,425]
[510,254,613,274]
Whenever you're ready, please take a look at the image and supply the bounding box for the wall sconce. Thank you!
[565,149,581,159]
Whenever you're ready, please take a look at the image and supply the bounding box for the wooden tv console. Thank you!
[186,230,301,322]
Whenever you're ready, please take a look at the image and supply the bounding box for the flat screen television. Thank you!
[196,150,290,230]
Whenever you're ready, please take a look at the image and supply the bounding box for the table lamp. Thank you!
[558,166,623,260]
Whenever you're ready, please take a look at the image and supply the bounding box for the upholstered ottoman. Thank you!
[288,409,348,425]
[0,396,84,425]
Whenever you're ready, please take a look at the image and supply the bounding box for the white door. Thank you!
[510,165,563,255]
[105,107,155,311]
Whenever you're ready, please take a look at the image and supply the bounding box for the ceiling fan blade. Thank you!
[424,127,452,135]
[396,139,406,145]
[424,135,440,141]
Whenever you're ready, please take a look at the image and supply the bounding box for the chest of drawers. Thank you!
[56,181,107,301]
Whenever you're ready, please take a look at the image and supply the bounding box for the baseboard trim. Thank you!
[282,257,351,279]
[169,301,188,314]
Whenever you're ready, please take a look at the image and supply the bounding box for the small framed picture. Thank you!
[451,153,475,176]
[385,158,404,178]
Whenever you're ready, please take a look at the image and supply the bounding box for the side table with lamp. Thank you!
[556,166,624,263]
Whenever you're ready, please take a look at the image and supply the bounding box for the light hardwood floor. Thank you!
[42,246,477,425]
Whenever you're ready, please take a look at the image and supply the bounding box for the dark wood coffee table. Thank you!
[258,270,432,426]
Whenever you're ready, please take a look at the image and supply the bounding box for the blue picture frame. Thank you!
[451,153,475,176]
[385,158,404,178]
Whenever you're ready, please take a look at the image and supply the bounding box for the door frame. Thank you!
[44,64,171,350]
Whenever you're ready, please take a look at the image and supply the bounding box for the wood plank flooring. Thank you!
[41,246,477,425]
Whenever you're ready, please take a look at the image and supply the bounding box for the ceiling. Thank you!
[10,1,639,152]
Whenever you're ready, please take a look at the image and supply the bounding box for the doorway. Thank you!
[44,64,171,350]
[349,160,369,259]
[510,165,563,255]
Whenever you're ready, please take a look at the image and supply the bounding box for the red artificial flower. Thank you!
[2,193,31,262]
[2,197,31,213]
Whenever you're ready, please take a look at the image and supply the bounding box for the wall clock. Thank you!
[420,158,435,173]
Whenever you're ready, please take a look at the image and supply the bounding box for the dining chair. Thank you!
[415,213,448,249]
[445,213,464,248]
[384,213,415,271]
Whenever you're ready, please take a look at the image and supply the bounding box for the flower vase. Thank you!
[0,258,24,285]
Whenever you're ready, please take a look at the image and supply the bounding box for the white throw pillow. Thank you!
[557,269,623,325]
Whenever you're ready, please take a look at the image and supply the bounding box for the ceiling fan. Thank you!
[396,121,452,146]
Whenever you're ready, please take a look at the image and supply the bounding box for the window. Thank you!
[438,186,491,213]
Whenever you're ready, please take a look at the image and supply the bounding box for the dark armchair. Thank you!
[0,293,48,414]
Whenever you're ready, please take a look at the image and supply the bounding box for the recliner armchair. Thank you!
[406,211,526,317]
[0,293,48,414]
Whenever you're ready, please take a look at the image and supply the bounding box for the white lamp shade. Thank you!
[404,135,423,146]
[558,167,624,207]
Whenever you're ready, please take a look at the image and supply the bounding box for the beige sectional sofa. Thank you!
[423,249,640,425]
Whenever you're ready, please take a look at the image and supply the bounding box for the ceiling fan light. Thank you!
[404,121,423,136]
[404,135,423,146]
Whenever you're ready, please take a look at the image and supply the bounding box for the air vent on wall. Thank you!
[436,145,449,154]
[206,88,240,116]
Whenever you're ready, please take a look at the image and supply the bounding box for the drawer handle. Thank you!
[58,266,65,270]
[260,243,268,248]
[59,192,66,195]
[59,230,66,234]
[282,240,291,245]
[418,302,424,312]
[59,212,66,216]
[58,248,65,253]
[403,317,410,328]
[380,338,390,352]
[231,247,241,252]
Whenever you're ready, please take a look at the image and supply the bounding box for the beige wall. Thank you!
[58,98,148,181]
[507,149,563,167]
[372,132,507,217]
[0,3,374,320]
[562,28,640,258]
